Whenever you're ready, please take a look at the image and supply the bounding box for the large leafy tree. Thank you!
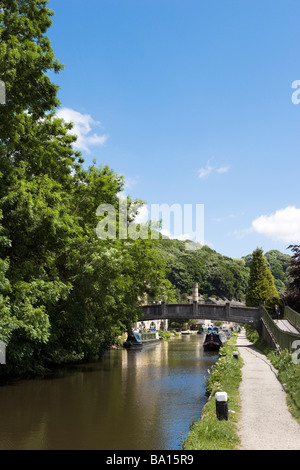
[0,0,167,373]
[245,248,280,312]
[0,0,70,372]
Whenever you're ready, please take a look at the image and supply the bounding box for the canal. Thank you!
[0,334,218,450]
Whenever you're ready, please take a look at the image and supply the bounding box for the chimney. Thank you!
[192,283,199,303]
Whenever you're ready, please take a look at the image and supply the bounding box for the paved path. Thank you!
[236,331,300,450]
[277,319,300,334]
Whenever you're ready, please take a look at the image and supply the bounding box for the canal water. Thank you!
[0,334,218,450]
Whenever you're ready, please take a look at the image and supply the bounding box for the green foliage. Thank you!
[157,241,250,300]
[0,1,63,133]
[276,359,300,423]
[155,240,290,305]
[245,248,280,312]
[244,324,259,344]
[265,250,291,292]
[182,334,242,450]
[0,1,170,375]
[243,249,291,293]
[205,335,242,397]
[284,245,300,312]
[159,330,171,340]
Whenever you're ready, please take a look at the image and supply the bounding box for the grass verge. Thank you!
[182,333,243,450]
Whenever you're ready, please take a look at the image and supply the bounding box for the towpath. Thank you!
[236,331,300,450]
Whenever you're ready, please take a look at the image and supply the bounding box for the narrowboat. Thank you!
[203,331,223,351]
[123,330,161,349]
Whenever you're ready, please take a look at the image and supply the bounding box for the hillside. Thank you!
[156,240,290,301]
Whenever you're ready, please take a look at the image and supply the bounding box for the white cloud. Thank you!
[252,206,300,243]
[56,107,108,154]
[198,162,214,179]
[198,160,230,179]
[216,166,230,174]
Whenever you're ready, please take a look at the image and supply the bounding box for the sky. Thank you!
[47,0,300,259]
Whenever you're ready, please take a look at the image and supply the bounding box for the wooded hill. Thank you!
[155,239,291,302]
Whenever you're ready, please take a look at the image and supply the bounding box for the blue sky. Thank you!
[48,0,300,258]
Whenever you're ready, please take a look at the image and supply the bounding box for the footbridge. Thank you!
[139,302,300,353]
[140,301,262,330]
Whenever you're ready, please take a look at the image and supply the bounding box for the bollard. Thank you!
[215,392,228,421]
[233,351,238,359]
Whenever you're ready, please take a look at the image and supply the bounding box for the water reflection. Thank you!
[0,335,218,450]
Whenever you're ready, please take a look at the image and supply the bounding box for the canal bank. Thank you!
[182,333,242,450]
[183,330,300,450]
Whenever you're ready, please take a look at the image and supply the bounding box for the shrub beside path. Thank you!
[236,331,300,450]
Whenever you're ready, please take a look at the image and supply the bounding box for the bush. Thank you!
[159,330,171,339]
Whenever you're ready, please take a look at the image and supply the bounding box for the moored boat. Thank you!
[203,331,223,351]
[123,330,161,349]
[123,331,143,348]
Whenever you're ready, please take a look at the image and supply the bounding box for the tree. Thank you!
[0,1,63,135]
[243,250,290,293]
[283,245,300,312]
[245,248,280,312]
[0,1,170,374]
[0,0,70,372]
[265,250,291,292]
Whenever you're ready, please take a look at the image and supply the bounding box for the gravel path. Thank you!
[236,331,300,450]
